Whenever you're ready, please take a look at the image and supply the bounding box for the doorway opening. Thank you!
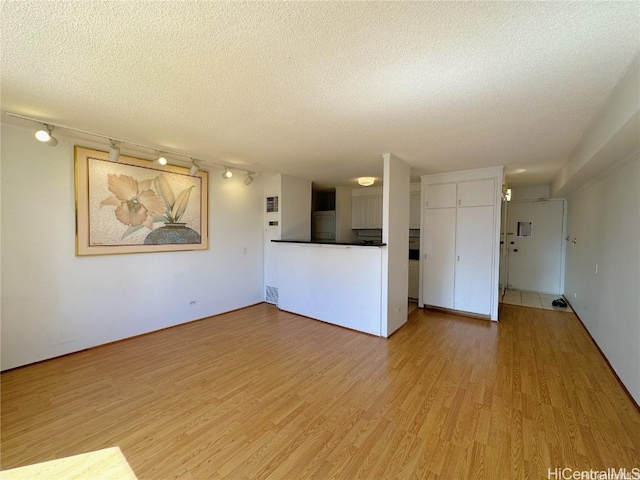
[500,197,567,305]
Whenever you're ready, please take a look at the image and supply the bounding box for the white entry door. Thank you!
[506,199,565,294]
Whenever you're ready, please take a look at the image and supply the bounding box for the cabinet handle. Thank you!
[457,255,460,261]
[458,199,461,206]
[425,201,428,208]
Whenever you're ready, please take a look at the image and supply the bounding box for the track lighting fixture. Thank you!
[35,124,58,146]
[7,112,262,179]
[108,140,120,162]
[189,160,199,176]
[153,153,168,166]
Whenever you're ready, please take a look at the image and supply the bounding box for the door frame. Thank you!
[504,198,568,294]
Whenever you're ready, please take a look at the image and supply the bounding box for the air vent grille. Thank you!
[266,196,279,213]
[265,286,279,305]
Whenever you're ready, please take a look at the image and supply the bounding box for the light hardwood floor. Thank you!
[2,303,639,479]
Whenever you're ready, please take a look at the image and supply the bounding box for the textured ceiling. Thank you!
[2,1,639,188]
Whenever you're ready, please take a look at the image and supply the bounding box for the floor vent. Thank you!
[265,286,279,305]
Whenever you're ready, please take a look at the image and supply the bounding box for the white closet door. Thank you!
[457,179,495,207]
[424,183,457,208]
[422,208,456,309]
[454,206,494,315]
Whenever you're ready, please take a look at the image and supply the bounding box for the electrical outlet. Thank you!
[242,247,248,255]
[189,300,197,305]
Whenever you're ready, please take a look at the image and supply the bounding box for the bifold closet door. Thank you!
[422,208,456,309]
[454,205,493,315]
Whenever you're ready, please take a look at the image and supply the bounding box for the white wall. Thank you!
[564,154,640,404]
[1,124,265,370]
[263,173,282,300]
[262,173,310,304]
[280,175,311,241]
[510,184,550,201]
[276,243,382,336]
[553,55,639,197]
[381,153,410,337]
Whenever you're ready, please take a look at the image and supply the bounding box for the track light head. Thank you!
[189,160,199,176]
[244,173,254,185]
[35,129,50,142]
[109,140,120,162]
[153,153,168,166]
[222,167,232,179]
[35,124,58,146]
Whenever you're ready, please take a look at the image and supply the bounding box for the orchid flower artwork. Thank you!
[78,148,207,255]
[100,173,194,239]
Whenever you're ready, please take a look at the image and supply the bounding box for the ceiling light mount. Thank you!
[109,139,120,162]
[153,152,168,166]
[244,172,254,185]
[222,167,233,179]
[189,159,199,176]
[357,177,375,187]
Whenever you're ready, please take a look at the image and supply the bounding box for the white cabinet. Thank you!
[352,187,383,229]
[366,195,382,228]
[422,208,456,308]
[457,179,495,207]
[425,183,457,208]
[454,205,494,315]
[420,168,502,319]
[352,196,367,229]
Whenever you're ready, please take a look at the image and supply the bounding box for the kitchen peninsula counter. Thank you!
[272,239,386,247]
[271,240,384,336]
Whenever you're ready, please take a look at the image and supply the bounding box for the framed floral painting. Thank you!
[75,146,208,256]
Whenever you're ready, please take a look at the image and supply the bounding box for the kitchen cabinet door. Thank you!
[424,183,456,209]
[352,194,383,228]
[366,195,383,228]
[454,205,494,315]
[422,208,456,309]
[352,196,366,229]
[457,179,495,207]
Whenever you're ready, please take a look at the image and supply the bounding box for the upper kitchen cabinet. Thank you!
[352,187,383,229]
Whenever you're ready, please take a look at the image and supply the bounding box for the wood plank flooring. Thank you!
[2,303,639,479]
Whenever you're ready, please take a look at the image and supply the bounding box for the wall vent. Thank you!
[266,196,279,213]
[265,286,279,305]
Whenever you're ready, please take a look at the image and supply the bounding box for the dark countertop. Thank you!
[272,239,386,247]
